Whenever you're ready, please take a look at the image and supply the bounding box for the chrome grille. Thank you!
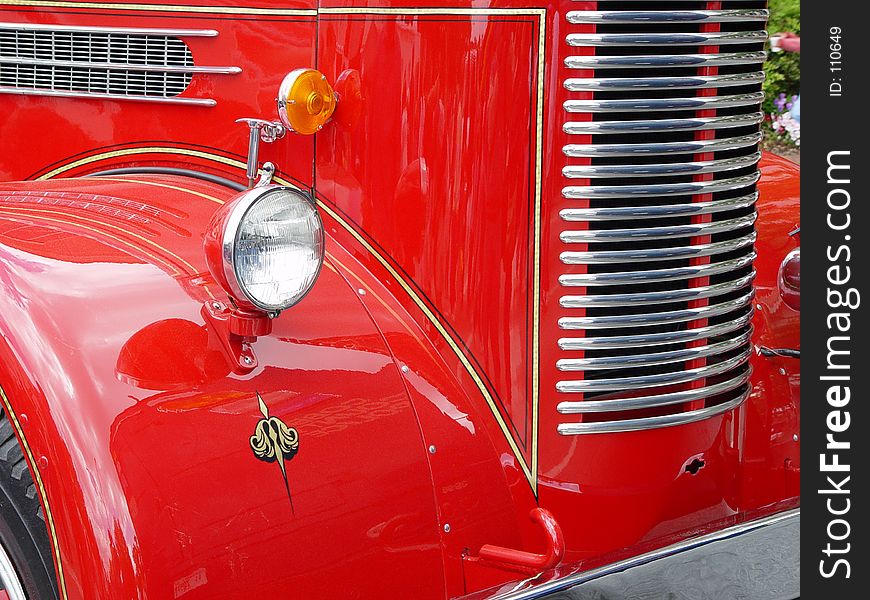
[0,23,239,106]
[556,1,767,435]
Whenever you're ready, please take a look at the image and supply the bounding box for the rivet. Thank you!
[779,368,787,376]
[242,356,253,366]
[443,523,451,533]
[18,414,28,427]
[212,301,223,311]
[755,304,762,311]
[793,434,799,442]
[401,365,410,374]
[358,288,366,296]
[428,445,436,454]
[37,456,48,470]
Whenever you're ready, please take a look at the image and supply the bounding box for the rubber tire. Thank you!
[0,407,59,599]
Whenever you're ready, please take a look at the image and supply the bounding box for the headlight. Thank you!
[205,185,324,313]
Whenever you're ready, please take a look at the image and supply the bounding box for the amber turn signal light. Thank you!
[277,68,337,135]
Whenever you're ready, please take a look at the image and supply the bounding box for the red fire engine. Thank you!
[0,1,799,598]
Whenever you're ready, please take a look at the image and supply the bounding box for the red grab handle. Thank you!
[477,508,565,574]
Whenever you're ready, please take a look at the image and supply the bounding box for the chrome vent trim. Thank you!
[0,23,239,105]
[556,2,765,434]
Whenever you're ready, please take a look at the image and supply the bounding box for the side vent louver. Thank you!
[556,1,767,435]
[0,23,240,106]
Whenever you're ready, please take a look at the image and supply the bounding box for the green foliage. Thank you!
[763,0,801,113]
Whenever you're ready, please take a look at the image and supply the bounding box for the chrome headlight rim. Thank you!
[221,184,324,313]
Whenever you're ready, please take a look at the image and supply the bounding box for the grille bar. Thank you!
[558,252,756,286]
[558,369,752,414]
[563,113,764,134]
[565,72,764,91]
[566,9,769,24]
[564,132,763,156]
[561,213,757,242]
[562,172,761,199]
[558,291,755,330]
[560,231,757,264]
[563,152,761,178]
[556,350,752,393]
[559,310,755,350]
[556,387,751,435]
[564,91,763,112]
[557,329,752,371]
[565,51,766,69]
[567,30,768,46]
[560,191,759,220]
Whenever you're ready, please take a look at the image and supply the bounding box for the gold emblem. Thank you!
[250,393,299,512]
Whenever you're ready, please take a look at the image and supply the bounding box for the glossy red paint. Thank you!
[0,1,800,598]
[0,176,456,599]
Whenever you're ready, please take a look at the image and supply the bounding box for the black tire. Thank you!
[0,407,59,599]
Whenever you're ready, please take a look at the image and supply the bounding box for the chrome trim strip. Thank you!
[557,369,752,413]
[564,92,763,113]
[560,213,757,243]
[0,21,217,36]
[557,387,750,434]
[560,191,758,221]
[557,330,752,371]
[558,310,753,350]
[555,349,751,393]
[562,173,760,200]
[561,272,755,309]
[564,72,763,92]
[563,112,764,135]
[563,132,762,157]
[487,510,799,600]
[1,56,241,75]
[558,252,755,286]
[0,86,215,105]
[560,231,756,264]
[564,52,766,70]
[563,152,760,179]
[567,30,768,47]
[559,291,754,330]
[566,9,769,24]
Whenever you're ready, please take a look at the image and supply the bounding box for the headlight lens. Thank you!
[208,185,324,312]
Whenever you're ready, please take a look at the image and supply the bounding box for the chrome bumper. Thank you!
[488,509,800,600]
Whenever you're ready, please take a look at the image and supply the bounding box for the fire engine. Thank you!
[0,1,800,598]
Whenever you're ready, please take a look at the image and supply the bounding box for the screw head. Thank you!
[358,288,366,296]
[428,445,436,454]
[211,301,223,311]
[793,434,799,442]
[242,356,253,365]
[779,368,787,376]
[401,365,410,374]
[443,523,451,533]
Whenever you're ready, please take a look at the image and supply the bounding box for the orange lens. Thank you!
[277,69,337,135]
